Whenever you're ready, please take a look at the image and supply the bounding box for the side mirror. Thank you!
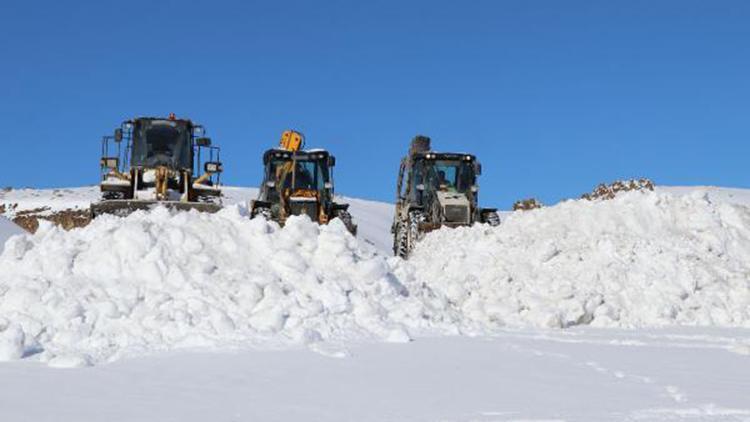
[204,161,223,173]
[101,157,119,170]
[416,184,425,191]
[324,182,333,190]
[328,156,336,167]
[475,162,482,176]
[114,128,123,143]
[196,137,212,147]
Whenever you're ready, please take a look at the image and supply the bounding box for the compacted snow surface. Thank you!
[0,186,749,420]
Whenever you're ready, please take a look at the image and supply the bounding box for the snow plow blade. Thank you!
[91,200,222,217]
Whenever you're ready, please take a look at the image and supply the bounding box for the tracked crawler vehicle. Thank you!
[392,135,499,258]
[250,130,357,235]
[92,114,223,216]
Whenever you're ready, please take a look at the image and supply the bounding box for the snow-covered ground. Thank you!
[1,185,749,420]
[658,186,750,207]
[1,328,748,422]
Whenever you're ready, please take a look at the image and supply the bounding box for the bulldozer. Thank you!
[250,130,357,235]
[392,135,500,258]
[91,114,224,216]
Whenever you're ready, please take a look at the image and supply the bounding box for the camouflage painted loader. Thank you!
[392,135,500,258]
[92,114,224,217]
[250,130,357,235]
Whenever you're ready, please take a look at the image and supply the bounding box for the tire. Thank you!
[393,210,427,258]
[394,221,409,258]
[483,211,500,227]
[252,207,272,220]
[401,210,425,258]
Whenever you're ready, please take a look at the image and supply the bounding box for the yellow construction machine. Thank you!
[250,130,357,235]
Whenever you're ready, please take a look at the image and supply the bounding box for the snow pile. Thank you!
[405,190,750,329]
[2,189,750,367]
[0,208,417,367]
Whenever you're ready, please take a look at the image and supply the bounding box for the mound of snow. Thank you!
[404,190,750,329]
[0,208,419,366]
[2,189,750,367]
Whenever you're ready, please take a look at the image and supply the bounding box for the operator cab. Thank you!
[130,118,193,170]
[261,149,335,202]
[408,152,480,202]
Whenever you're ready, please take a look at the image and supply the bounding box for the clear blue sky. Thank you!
[1,1,748,206]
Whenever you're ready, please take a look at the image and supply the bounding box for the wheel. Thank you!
[483,211,500,227]
[396,210,425,259]
[394,221,409,258]
[252,207,272,220]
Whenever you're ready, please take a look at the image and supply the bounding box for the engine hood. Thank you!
[436,191,470,207]
[435,191,471,224]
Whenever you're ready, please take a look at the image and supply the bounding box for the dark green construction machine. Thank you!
[92,114,224,216]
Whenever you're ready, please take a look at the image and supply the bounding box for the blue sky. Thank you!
[1,1,748,206]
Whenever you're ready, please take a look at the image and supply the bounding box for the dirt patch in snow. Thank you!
[4,207,91,233]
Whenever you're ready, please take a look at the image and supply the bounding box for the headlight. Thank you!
[101,157,119,169]
[204,161,223,173]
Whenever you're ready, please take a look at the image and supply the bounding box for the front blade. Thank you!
[90,200,222,217]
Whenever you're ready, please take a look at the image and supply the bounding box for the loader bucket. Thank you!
[90,200,222,218]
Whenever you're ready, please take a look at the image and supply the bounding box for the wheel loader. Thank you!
[391,135,500,258]
[250,130,357,235]
[91,114,224,216]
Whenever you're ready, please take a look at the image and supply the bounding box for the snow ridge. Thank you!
[405,190,750,329]
[0,208,415,366]
[1,189,750,366]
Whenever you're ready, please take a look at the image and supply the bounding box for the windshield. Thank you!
[131,120,192,169]
[274,158,329,192]
[420,160,475,193]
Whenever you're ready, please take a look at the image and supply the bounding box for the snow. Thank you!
[0,216,24,254]
[0,207,416,366]
[3,185,394,254]
[0,328,748,421]
[340,195,394,253]
[658,185,750,207]
[404,189,750,329]
[2,187,750,369]
[0,186,97,216]
[0,184,749,420]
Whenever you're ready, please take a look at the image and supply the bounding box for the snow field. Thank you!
[1,189,749,367]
